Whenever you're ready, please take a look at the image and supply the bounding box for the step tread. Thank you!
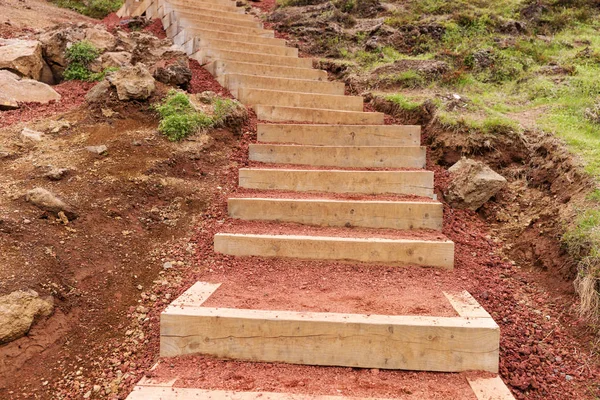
[208,60,327,80]
[248,144,426,168]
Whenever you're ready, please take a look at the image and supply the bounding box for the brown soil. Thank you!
[0,0,96,31]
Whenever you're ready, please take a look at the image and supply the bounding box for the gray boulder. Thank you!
[25,187,78,220]
[0,290,53,344]
[0,39,48,81]
[0,70,61,104]
[106,64,155,101]
[444,158,507,210]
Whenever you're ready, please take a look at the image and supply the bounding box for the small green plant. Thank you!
[89,67,120,82]
[63,41,100,81]
[154,91,213,142]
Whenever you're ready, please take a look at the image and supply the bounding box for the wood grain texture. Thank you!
[160,306,499,372]
[227,198,443,231]
[468,376,516,400]
[213,233,455,268]
[257,124,420,146]
[255,105,385,125]
[208,60,327,80]
[444,291,493,319]
[238,88,363,112]
[238,168,434,197]
[248,144,426,168]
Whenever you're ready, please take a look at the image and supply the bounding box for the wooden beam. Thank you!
[127,386,386,400]
[238,168,434,197]
[160,283,499,372]
[444,291,492,319]
[214,233,455,269]
[227,198,444,231]
[468,376,516,400]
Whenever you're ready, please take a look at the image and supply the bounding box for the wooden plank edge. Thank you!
[468,376,516,400]
[167,281,221,308]
[444,291,494,319]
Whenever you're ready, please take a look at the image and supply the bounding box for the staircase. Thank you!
[116,0,515,398]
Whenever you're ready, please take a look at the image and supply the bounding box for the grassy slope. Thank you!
[276,0,600,321]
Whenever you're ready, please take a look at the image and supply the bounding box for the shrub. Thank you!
[63,41,100,81]
[53,0,123,18]
[154,91,213,142]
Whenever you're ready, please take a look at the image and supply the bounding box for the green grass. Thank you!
[154,91,213,142]
[385,93,422,111]
[53,0,123,18]
[153,91,242,141]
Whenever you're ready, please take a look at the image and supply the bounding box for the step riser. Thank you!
[177,14,263,29]
[196,39,298,57]
[214,234,454,268]
[248,145,426,168]
[221,74,344,97]
[195,49,313,69]
[166,0,239,9]
[256,106,384,125]
[228,198,443,231]
[238,88,362,112]
[182,28,286,47]
[160,304,499,371]
[238,169,434,197]
[206,60,328,81]
[257,124,420,146]
[174,20,274,37]
[167,5,253,20]
[166,2,243,13]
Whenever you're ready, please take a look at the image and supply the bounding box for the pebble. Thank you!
[86,145,108,155]
[565,375,573,381]
[163,262,173,270]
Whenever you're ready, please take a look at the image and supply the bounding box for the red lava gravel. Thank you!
[0,80,95,127]
[148,356,494,399]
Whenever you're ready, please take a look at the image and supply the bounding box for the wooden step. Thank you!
[167,0,239,9]
[180,27,286,47]
[248,144,426,168]
[256,105,384,124]
[194,48,312,69]
[175,19,274,38]
[176,13,262,29]
[214,233,454,268]
[167,5,253,21]
[166,1,243,13]
[238,88,363,112]
[238,168,434,197]
[197,38,298,57]
[206,60,328,81]
[127,377,515,400]
[257,124,420,146]
[220,74,345,97]
[160,284,499,371]
[228,198,443,230]
[128,387,381,400]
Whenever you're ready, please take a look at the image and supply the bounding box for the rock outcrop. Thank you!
[0,70,61,104]
[0,39,50,82]
[25,187,78,220]
[0,290,54,344]
[444,158,507,210]
[106,64,155,101]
